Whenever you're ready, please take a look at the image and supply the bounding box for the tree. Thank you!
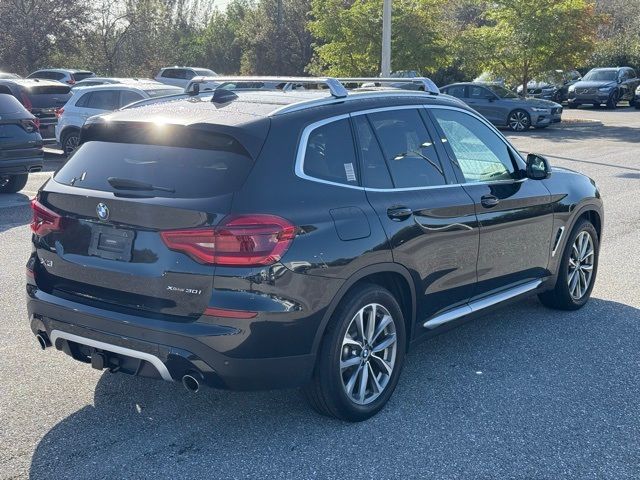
[0,0,89,74]
[308,0,449,77]
[472,0,601,94]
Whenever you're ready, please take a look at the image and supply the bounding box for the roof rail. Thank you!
[338,77,440,95]
[198,76,349,98]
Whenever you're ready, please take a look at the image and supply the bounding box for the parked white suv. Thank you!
[155,67,217,88]
[71,77,156,89]
[27,69,95,86]
[55,83,182,155]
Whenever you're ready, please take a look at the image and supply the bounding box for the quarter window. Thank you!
[303,118,359,185]
[366,109,446,188]
[432,109,517,183]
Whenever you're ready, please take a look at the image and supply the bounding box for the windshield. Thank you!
[485,84,517,98]
[583,70,617,82]
[194,69,216,76]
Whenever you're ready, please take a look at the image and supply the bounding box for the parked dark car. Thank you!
[27,79,603,421]
[441,82,563,131]
[0,79,72,142]
[516,70,582,103]
[567,67,639,108]
[0,94,43,193]
[634,84,640,110]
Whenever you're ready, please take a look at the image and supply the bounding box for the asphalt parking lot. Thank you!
[1,106,639,479]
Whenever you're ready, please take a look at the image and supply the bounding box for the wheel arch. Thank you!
[310,263,417,357]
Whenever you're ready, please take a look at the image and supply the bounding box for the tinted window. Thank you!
[22,85,71,108]
[161,69,186,79]
[75,92,91,107]
[142,88,182,98]
[86,90,120,110]
[445,85,466,98]
[185,70,196,80]
[629,69,637,79]
[0,85,11,95]
[54,132,253,199]
[367,109,445,188]
[0,93,25,113]
[353,116,393,189]
[30,71,63,80]
[120,90,144,107]
[469,85,491,99]
[304,119,358,185]
[432,109,516,183]
[73,72,94,81]
[194,68,216,76]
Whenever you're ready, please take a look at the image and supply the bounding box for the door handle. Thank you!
[387,206,413,221]
[481,195,499,208]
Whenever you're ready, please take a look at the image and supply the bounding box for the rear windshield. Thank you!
[27,85,71,95]
[0,93,25,114]
[23,85,72,108]
[54,128,253,198]
[73,72,94,81]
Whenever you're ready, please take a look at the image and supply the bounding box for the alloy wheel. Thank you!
[568,231,595,300]
[64,135,79,155]
[340,303,397,405]
[508,111,530,131]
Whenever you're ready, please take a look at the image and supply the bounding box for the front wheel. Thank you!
[507,109,531,131]
[304,284,406,422]
[538,219,599,310]
[606,90,619,109]
[0,174,28,193]
[61,130,80,157]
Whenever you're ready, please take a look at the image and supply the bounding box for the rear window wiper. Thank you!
[107,177,175,193]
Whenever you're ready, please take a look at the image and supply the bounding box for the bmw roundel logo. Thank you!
[96,203,110,221]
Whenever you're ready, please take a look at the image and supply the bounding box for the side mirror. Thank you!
[186,82,200,96]
[617,77,623,84]
[526,153,551,180]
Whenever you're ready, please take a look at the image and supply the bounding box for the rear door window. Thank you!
[73,72,94,82]
[120,90,144,107]
[366,109,446,188]
[303,118,359,186]
[85,90,120,110]
[353,116,393,189]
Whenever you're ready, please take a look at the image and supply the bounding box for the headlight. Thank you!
[568,85,575,92]
[636,85,640,94]
[531,107,551,112]
[598,86,613,92]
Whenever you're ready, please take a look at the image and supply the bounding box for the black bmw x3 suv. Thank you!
[27,77,603,421]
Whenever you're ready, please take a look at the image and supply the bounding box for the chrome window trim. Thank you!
[294,104,527,192]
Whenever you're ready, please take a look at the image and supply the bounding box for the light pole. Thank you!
[381,0,391,77]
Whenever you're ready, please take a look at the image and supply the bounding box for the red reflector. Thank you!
[30,199,62,236]
[160,214,296,267]
[55,108,64,119]
[20,91,32,112]
[204,307,257,319]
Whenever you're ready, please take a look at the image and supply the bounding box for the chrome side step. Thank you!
[49,330,173,381]
[423,279,543,329]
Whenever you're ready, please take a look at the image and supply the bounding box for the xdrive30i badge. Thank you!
[96,203,109,221]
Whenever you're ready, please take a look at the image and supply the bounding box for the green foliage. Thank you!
[308,0,449,76]
[470,0,601,88]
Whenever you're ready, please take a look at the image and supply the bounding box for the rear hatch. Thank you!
[20,84,71,125]
[32,121,262,320]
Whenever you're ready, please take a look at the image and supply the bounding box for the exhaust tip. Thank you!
[36,333,50,350]
[182,374,200,393]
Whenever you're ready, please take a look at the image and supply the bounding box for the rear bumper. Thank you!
[0,154,43,175]
[27,287,316,391]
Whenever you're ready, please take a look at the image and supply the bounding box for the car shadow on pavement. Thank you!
[28,297,640,479]
[507,121,640,144]
[0,203,31,234]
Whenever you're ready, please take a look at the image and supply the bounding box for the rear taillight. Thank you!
[55,107,64,119]
[30,199,62,236]
[20,119,38,133]
[160,214,296,267]
[20,91,32,111]
[66,79,76,85]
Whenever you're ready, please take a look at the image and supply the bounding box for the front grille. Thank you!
[578,88,594,95]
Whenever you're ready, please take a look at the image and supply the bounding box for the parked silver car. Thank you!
[441,82,563,131]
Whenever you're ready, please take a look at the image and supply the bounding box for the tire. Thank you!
[636,102,640,110]
[606,90,619,109]
[538,219,599,310]
[304,284,407,422]
[630,97,636,108]
[507,109,531,132]
[61,129,80,157]
[0,174,28,194]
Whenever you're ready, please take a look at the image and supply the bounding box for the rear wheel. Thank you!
[507,109,531,131]
[0,174,28,194]
[538,219,599,310]
[61,129,80,156]
[304,284,406,422]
